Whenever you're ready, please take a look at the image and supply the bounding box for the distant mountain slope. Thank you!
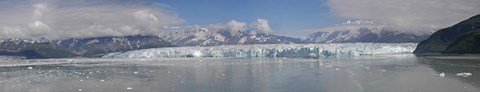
[55,35,173,56]
[304,28,430,43]
[0,35,173,58]
[158,30,302,46]
[0,39,76,58]
[443,29,480,54]
[414,14,480,54]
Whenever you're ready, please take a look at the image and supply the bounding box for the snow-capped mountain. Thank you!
[0,35,173,58]
[54,35,174,56]
[158,29,302,46]
[304,29,430,43]
[303,20,431,43]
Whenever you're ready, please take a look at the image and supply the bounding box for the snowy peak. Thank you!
[54,35,173,55]
[304,29,430,43]
[158,29,302,46]
[160,25,430,46]
[342,20,375,25]
[303,20,430,43]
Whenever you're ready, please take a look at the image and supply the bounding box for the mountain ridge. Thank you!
[303,28,429,43]
[158,30,303,46]
[414,14,480,54]
[0,24,437,58]
[0,35,174,58]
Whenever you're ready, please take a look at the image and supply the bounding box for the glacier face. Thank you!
[102,43,417,58]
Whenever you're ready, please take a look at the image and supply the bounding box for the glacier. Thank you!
[102,43,417,58]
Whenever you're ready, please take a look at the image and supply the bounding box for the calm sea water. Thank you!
[0,55,479,92]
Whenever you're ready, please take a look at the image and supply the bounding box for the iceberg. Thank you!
[456,72,472,77]
[437,73,445,78]
[102,43,417,58]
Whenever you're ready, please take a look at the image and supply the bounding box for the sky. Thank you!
[0,0,479,40]
[156,0,344,36]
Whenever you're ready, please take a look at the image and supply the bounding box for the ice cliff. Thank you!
[103,43,417,58]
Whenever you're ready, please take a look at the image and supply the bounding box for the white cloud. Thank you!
[226,20,247,36]
[250,18,273,33]
[0,0,183,40]
[162,19,274,37]
[200,19,273,36]
[327,0,480,33]
[304,20,387,35]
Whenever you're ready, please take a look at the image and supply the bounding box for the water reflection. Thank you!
[419,56,480,88]
[0,56,479,92]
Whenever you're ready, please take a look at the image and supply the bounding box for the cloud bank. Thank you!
[164,18,274,38]
[226,20,247,36]
[0,0,183,40]
[250,19,273,34]
[304,20,387,34]
[218,18,274,36]
[327,0,480,33]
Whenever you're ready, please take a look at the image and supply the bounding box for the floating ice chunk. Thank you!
[364,66,370,70]
[325,65,333,68]
[191,51,203,57]
[436,73,445,78]
[456,72,472,77]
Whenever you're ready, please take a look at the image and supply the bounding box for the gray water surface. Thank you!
[0,55,479,92]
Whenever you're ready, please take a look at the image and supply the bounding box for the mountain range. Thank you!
[158,30,302,46]
[157,26,429,46]
[0,23,433,58]
[303,28,429,43]
[0,35,173,58]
